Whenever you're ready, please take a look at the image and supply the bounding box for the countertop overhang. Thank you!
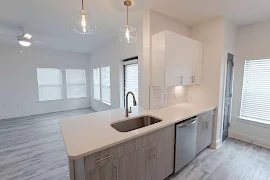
[60,103,215,160]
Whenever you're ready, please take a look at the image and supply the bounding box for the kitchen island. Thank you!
[60,103,215,180]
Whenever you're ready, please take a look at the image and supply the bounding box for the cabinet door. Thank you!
[191,40,202,85]
[152,31,166,87]
[136,143,156,180]
[165,31,192,86]
[196,117,205,154]
[204,114,214,147]
[88,160,118,180]
[118,151,137,180]
[157,125,175,180]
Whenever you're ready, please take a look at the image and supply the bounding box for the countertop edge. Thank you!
[67,106,216,160]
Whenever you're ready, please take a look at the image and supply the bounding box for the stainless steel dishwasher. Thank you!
[174,117,197,172]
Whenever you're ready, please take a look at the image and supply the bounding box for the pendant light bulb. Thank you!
[125,26,130,43]
[71,0,96,35]
[119,0,137,43]
[81,14,86,27]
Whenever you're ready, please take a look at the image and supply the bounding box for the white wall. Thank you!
[230,20,270,148]
[0,45,91,119]
[188,17,236,148]
[89,24,143,111]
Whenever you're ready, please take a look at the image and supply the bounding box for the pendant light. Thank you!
[119,0,137,43]
[71,0,96,35]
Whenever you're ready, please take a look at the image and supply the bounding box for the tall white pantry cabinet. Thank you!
[152,30,202,87]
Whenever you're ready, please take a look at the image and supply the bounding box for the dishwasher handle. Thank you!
[177,118,197,128]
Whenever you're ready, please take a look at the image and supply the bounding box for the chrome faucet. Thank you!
[125,91,137,117]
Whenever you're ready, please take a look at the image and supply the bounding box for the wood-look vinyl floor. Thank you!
[168,138,270,180]
[1,109,270,180]
[0,109,95,180]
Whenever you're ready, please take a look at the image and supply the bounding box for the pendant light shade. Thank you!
[71,0,96,35]
[119,0,137,43]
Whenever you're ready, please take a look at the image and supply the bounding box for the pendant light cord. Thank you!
[126,5,129,27]
[82,0,84,11]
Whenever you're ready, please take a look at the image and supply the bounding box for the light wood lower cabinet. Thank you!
[157,125,175,180]
[118,151,137,180]
[88,160,118,180]
[71,125,175,180]
[136,142,157,180]
[196,110,214,154]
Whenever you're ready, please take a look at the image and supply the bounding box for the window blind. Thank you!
[93,68,101,100]
[66,69,87,98]
[124,60,138,107]
[101,66,111,104]
[240,59,270,122]
[37,68,63,101]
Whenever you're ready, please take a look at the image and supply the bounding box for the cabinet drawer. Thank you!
[197,110,214,120]
[136,128,164,150]
[85,145,118,172]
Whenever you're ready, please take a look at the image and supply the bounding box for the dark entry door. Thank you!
[222,54,234,141]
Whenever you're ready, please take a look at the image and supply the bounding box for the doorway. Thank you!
[222,53,234,141]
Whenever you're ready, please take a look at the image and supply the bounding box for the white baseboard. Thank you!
[90,106,100,112]
[210,139,222,149]
[229,131,270,150]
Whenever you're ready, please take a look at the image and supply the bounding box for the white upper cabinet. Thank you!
[152,30,202,87]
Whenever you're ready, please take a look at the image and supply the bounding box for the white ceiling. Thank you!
[1,0,270,54]
[0,0,145,53]
[150,0,270,27]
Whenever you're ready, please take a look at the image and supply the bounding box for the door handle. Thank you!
[152,147,156,157]
[180,76,183,84]
[95,155,113,163]
[113,165,118,180]
[148,148,152,159]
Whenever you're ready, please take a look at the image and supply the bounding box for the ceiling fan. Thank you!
[0,27,44,47]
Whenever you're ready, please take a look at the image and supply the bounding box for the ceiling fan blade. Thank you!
[33,40,44,44]
[23,33,32,40]
[0,34,16,39]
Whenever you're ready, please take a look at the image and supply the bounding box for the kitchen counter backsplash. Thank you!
[150,86,188,109]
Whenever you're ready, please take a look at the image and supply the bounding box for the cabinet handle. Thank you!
[113,165,118,180]
[152,147,156,157]
[205,122,208,128]
[95,155,113,163]
[191,76,194,83]
[148,149,152,159]
[180,76,183,84]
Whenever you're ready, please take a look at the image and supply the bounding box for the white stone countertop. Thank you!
[60,103,215,160]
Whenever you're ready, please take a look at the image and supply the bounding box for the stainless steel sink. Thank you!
[111,116,162,132]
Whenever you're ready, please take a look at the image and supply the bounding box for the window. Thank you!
[37,68,63,101]
[240,59,270,122]
[93,68,101,100]
[66,69,87,98]
[93,66,111,105]
[101,66,111,104]
[124,59,138,107]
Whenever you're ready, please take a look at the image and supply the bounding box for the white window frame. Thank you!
[101,66,111,105]
[93,68,101,101]
[36,68,63,102]
[66,69,87,99]
[239,59,270,125]
[93,66,111,105]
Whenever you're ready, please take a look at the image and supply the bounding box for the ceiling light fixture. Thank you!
[119,0,137,43]
[71,0,96,35]
[18,36,31,47]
